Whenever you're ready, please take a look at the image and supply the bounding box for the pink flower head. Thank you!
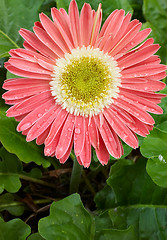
[2,0,166,167]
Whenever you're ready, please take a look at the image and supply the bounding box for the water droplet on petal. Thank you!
[22,122,31,129]
[75,128,81,134]
[38,113,43,118]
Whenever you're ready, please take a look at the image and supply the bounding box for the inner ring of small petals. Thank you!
[50,46,121,117]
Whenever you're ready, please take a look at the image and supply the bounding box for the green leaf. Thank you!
[0,147,22,193]
[96,157,167,239]
[0,217,31,240]
[107,157,167,206]
[94,185,117,210]
[109,206,167,239]
[140,128,167,160]
[27,233,45,240]
[102,0,133,22]
[0,109,50,167]
[143,0,167,63]
[39,193,95,240]
[0,193,24,216]
[0,0,44,57]
[95,226,135,240]
[146,157,167,188]
[156,121,167,133]
[56,0,70,11]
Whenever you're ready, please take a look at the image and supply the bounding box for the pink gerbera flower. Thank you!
[2,0,166,167]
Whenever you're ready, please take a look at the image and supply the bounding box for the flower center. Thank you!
[50,46,121,117]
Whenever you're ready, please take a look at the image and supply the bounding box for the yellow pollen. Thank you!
[50,46,121,117]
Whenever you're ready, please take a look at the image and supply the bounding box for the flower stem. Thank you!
[69,156,83,194]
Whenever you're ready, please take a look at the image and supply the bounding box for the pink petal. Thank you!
[102,10,125,42]
[144,72,167,81]
[45,109,69,145]
[19,29,58,60]
[17,99,55,131]
[121,64,167,78]
[88,117,99,149]
[33,26,64,58]
[3,79,49,90]
[44,125,63,156]
[36,127,51,145]
[5,64,52,80]
[90,4,102,46]
[79,118,91,168]
[113,98,155,125]
[95,134,110,165]
[26,105,61,141]
[59,8,69,23]
[6,91,52,117]
[117,28,152,56]
[94,115,120,158]
[56,114,75,159]
[11,48,55,65]
[118,44,160,69]
[121,79,166,92]
[9,57,51,74]
[51,7,74,49]
[69,0,81,47]
[99,9,118,38]
[23,41,37,52]
[59,135,74,164]
[2,85,50,100]
[39,13,70,53]
[119,88,163,114]
[109,23,142,56]
[80,3,93,46]
[104,108,138,148]
[74,115,85,156]
[108,13,132,50]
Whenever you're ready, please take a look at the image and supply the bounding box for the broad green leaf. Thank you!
[95,212,135,239]
[95,157,167,239]
[0,109,50,167]
[0,0,44,57]
[94,185,117,210]
[28,233,45,240]
[95,226,135,240]
[157,121,167,133]
[0,217,31,240]
[0,30,18,58]
[109,206,167,240]
[0,193,24,216]
[140,128,167,160]
[107,157,167,206]
[0,147,22,193]
[143,0,167,63]
[102,0,133,22]
[56,0,70,11]
[146,157,167,188]
[39,193,95,240]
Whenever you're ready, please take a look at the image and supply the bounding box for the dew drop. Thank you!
[75,128,81,134]
[38,113,43,118]
[22,122,31,129]
[68,128,72,131]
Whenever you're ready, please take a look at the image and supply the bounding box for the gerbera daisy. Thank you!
[2,0,166,167]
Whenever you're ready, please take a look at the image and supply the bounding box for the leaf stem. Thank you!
[82,170,96,196]
[69,156,83,194]
[18,174,56,188]
[0,172,56,188]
